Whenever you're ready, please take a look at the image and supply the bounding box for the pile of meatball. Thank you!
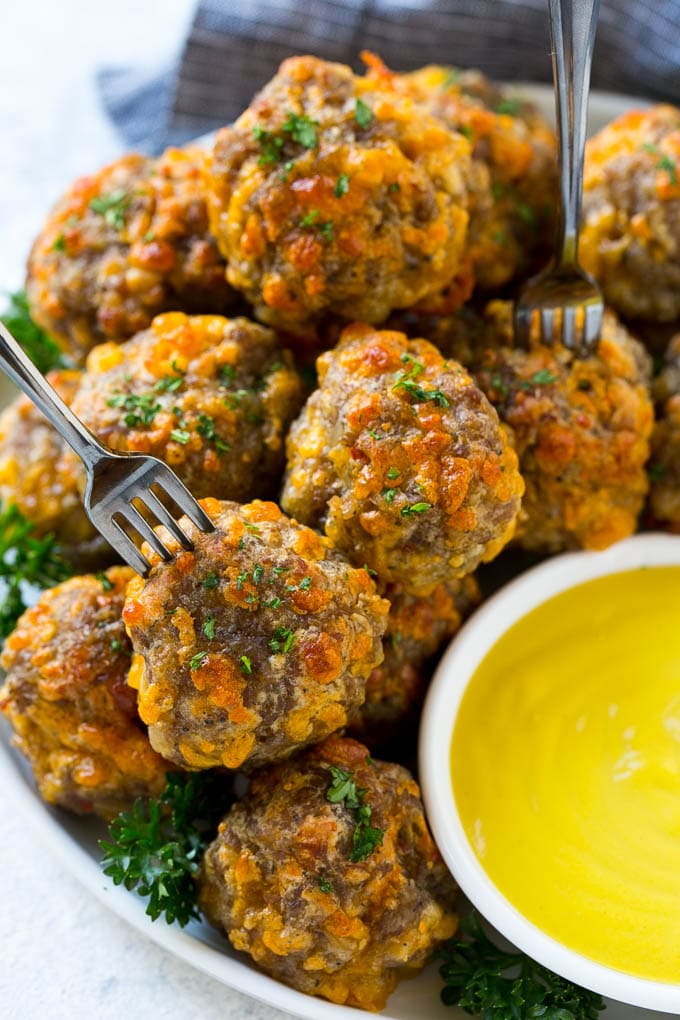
[1,52,679,1012]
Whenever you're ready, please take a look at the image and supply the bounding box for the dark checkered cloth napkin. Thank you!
[100,0,680,154]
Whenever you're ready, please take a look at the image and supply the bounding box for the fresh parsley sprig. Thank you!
[1,291,65,375]
[438,912,605,1019]
[0,502,71,638]
[100,772,233,927]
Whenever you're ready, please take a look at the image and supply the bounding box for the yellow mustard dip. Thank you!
[451,565,680,983]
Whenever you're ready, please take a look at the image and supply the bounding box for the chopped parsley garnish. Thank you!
[240,654,252,675]
[1,290,65,374]
[155,372,184,393]
[244,522,261,534]
[107,392,161,429]
[89,189,129,230]
[387,181,401,194]
[491,373,509,397]
[196,413,230,453]
[220,364,236,383]
[261,596,282,609]
[495,97,523,116]
[300,210,320,227]
[236,570,248,591]
[459,124,474,141]
[252,564,265,585]
[100,772,233,927]
[577,379,592,391]
[326,765,385,863]
[189,651,208,671]
[268,626,295,653]
[393,354,449,407]
[657,154,678,186]
[401,501,432,517]
[516,202,537,227]
[319,220,334,241]
[387,466,400,480]
[252,126,285,165]
[170,429,191,445]
[299,576,312,591]
[281,110,318,148]
[0,503,71,638]
[369,428,384,440]
[334,173,350,198]
[441,67,461,90]
[202,572,218,590]
[382,488,397,505]
[52,234,66,252]
[354,98,374,129]
[530,369,558,386]
[202,615,216,640]
[96,572,114,592]
[317,876,333,893]
[438,910,605,1017]
[111,637,122,652]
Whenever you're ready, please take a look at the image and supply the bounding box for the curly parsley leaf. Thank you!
[438,912,605,1019]
[326,765,385,862]
[100,772,233,927]
[0,502,71,638]
[1,291,65,374]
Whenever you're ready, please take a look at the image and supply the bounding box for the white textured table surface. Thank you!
[0,3,290,1017]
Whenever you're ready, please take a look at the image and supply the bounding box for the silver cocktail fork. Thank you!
[514,0,603,350]
[0,320,214,576]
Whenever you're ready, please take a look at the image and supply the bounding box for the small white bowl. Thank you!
[419,533,680,1014]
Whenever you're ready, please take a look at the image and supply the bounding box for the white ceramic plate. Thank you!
[0,85,663,1020]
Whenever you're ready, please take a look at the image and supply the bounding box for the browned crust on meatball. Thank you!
[648,333,680,530]
[379,59,558,295]
[435,301,654,552]
[281,323,523,591]
[205,55,472,334]
[581,105,680,322]
[0,568,169,819]
[198,735,457,1011]
[26,147,235,361]
[348,574,480,742]
[69,313,304,502]
[123,499,389,771]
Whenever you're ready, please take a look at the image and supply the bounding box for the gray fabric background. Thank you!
[100,0,680,152]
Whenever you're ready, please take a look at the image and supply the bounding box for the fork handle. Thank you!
[0,321,108,471]
[549,0,600,268]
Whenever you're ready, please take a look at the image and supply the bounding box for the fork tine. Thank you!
[121,503,174,563]
[540,308,554,345]
[107,516,153,576]
[513,306,532,348]
[585,303,603,349]
[562,306,576,349]
[143,487,195,551]
[154,470,215,534]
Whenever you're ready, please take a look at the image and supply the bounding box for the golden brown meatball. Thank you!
[581,106,680,322]
[205,55,472,336]
[26,147,235,362]
[198,735,457,1011]
[348,574,480,743]
[0,568,169,819]
[69,313,304,502]
[378,60,557,296]
[123,499,389,771]
[0,370,108,569]
[648,333,680,530]
[437,301,654,552]
[281,324,523,592]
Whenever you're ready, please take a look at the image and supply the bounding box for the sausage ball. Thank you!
[647,333,680,530]
[436,301,654,552]
[394,62,557,294]
[281,324,524,592]
[348,574,480,743]
[123,499,389,771]
[0,568,169,819]
[26,147,235,362]
[205,55,472,335]
[198,735,457,1011]
[69,313,304,502]
[581,106,680,322]
[0,369,107,568]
